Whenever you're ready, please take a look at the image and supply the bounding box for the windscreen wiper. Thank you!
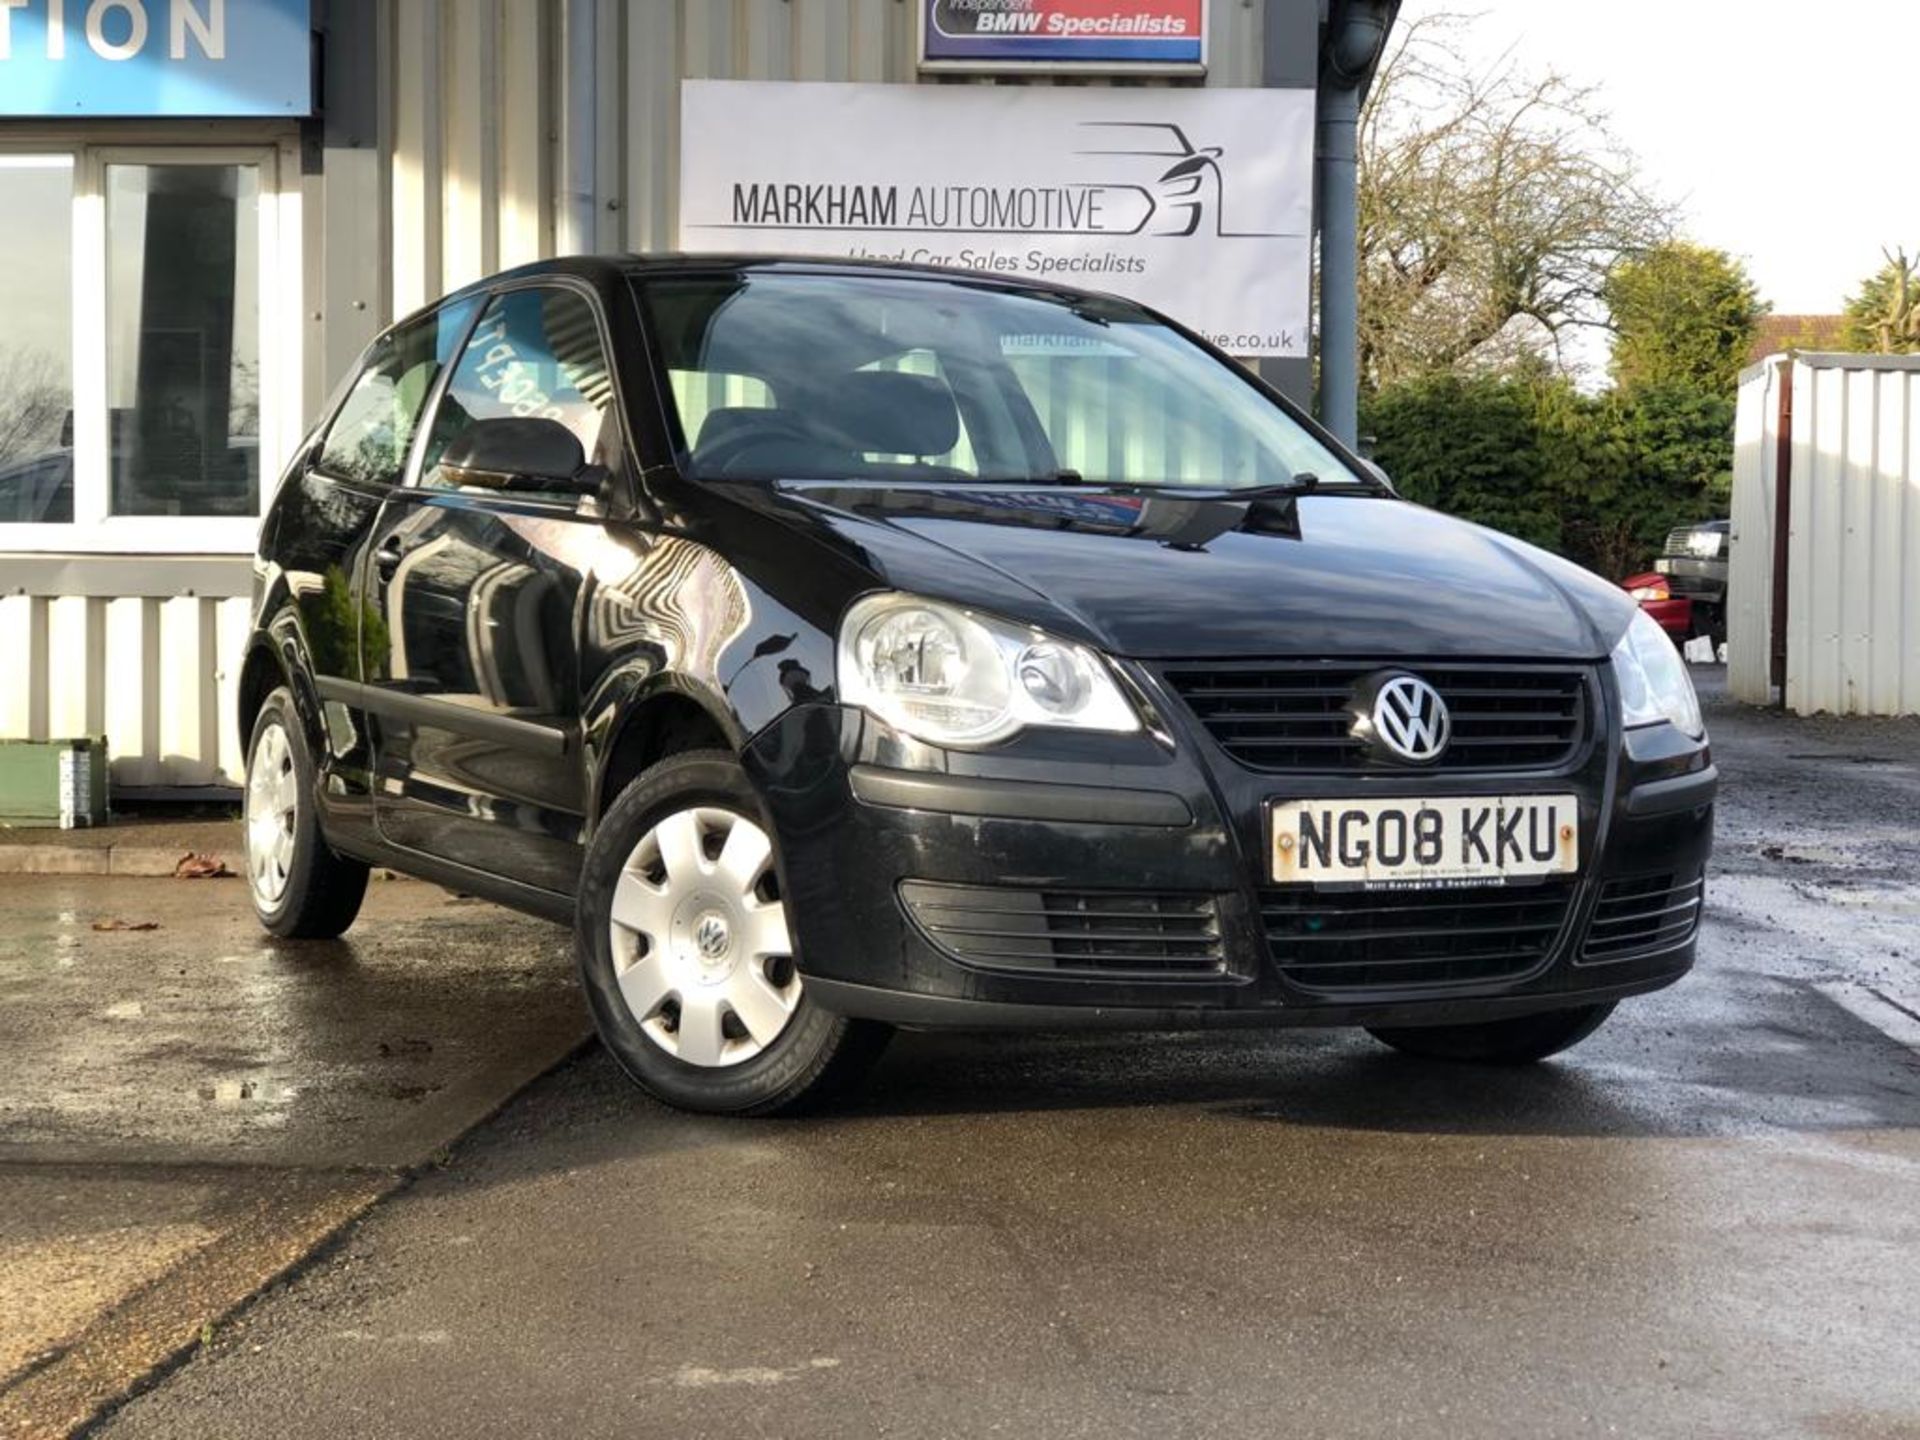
[1127,472,1383,501]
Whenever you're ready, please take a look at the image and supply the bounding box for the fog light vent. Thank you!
[899,881,1227,977]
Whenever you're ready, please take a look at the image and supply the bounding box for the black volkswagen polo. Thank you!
[241,256,1714,1114]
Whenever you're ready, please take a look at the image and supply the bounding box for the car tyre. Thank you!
[244,686,369,939]
[1366,1002,1616,1065]
[575,749,891,1116]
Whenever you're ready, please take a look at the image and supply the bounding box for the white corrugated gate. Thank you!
[1729,352,1920,716]
[0,592,253,791]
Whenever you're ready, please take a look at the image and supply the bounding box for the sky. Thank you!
[1401,0,1918,316]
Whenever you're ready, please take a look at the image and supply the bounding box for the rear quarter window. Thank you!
[316,298,478,486]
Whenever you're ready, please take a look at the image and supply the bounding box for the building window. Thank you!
[0,156,75,525]
[106,162,262,518]
[0,142,291,551]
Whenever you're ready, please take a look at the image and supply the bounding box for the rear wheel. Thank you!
[1366,1002,1616,1065]
[244,687,369,939]
[574,750,890,1115]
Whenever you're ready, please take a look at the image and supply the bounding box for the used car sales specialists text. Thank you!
[843,244,1146,278]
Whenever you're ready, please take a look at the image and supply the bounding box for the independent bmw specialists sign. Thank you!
[679,81,1311,358]
[921,0,1207,73]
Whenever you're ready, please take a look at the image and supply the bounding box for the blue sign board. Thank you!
[0,0,311,116]
[920,0,1206,72]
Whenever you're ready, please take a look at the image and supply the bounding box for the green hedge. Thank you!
[1360,376,1733,581]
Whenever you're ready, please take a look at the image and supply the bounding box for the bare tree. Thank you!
[0,347,70,465]
[229,357,261,437]
[1357,12,1675,388]
[1841,246,1920,354]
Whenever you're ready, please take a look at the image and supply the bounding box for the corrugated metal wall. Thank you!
[1731,353,1920,717]
[1728,356,1781,703]
[383,0,1267,308]
[1785,356,1920,716]
[0,593,253,792]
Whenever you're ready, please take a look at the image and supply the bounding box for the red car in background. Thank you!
[1622,573,1693,644]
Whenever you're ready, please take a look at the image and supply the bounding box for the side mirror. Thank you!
[438,417,601,495]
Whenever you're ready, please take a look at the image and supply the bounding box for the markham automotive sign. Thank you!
[920,0,1206,72]
[679,81,1312,358]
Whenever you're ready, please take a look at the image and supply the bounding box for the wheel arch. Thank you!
[236,641,285,749]
[236,615,329,766]
[588,679,744,830]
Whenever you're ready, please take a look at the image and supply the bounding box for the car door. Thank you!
[360,282,624,895]
[275,300,478,831]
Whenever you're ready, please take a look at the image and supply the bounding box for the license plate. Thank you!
[1269,795,1579,888]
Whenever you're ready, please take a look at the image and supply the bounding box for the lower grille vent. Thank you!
[1261,883,1574,993]
[900,882,1226,977]
[1581,873,1704,962]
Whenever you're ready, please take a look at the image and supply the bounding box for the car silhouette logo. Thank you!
[1370,675,1451,763]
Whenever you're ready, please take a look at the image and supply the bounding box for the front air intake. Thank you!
[900,882,1227,978]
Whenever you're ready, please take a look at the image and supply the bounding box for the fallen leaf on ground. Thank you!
[174,852,232,879]
[91,918,160,932]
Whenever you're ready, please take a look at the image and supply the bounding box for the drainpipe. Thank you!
[559,0,597,255]
[1317,0,1397,445]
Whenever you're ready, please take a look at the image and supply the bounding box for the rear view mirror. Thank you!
[439,417,601,495]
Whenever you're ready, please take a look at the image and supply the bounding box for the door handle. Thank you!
[372,535,406,577]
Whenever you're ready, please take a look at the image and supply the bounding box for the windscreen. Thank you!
[637,272,1360,491]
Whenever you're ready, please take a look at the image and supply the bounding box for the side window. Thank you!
[420,287,615,487]
[316,299,477,486]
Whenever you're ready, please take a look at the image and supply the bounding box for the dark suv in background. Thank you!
[1654,519,1732,646]
[240,257,1716,1114]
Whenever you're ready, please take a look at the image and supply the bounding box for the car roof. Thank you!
[436,252,1124,309]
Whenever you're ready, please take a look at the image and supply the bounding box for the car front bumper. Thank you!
[1654,557,1729,604]
[740,689,1715,1032]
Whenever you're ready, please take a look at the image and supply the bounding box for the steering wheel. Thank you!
[694,412,837,477]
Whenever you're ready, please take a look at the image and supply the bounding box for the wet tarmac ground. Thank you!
[25,675,1920,1438]
[0,880,584,1437]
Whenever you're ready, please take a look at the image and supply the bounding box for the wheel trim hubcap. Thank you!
[607,805,800,1068]
[245,720,298,908]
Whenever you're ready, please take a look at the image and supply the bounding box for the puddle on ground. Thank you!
[1757,842,1861,868]
[1784,752,1904,766]
[1787,878,1920,912]
[197,1077,300,1117]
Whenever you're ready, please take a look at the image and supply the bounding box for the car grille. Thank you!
[899,881,1226,977]
[1664,571,1718,596]
[1580,872,1704,962]
[1260,882,1575,993]
[1159,661,1590,773]
[1662,525,1695,557]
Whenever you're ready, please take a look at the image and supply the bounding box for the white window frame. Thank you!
[0,138,302,554]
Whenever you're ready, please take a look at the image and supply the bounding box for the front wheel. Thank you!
[574,750,890,1116]
[1366,1002,1616,1065]
[244,686,369,939]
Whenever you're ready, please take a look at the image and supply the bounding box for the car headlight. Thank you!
[1627,584,1669,602]
[1686,530,1726,559]
[837,593,1140,747]
[1611,608,1704,738]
